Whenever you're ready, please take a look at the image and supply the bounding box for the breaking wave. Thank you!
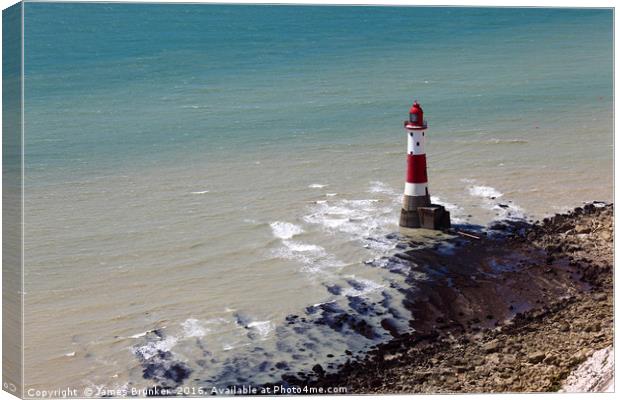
[468,185,503,199]
[270,221,304,240]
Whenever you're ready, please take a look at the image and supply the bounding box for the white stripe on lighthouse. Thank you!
[404,182,428,196]
[407,131,426,155]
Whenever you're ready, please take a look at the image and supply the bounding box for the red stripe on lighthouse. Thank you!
[406,154,428,184]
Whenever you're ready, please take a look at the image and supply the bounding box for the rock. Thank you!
[456,365,471,373]
[312,364,325,375]
[543,354,557,365]
[528,352,546,364]
[585,322,601,332]
[383,353,399,361]
[569,349,589,366]
[575,224,591,234]
[559,323,570,332]
[486,354,501,365]
[482,340,501,354]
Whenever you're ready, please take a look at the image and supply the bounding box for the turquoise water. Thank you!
[25,4,612,177]
[22,3,613,392]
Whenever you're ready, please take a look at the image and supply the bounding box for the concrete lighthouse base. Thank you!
[400,201,451,230]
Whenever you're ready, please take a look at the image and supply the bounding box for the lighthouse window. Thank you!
[410,113,419,123]
[416,142,420,146]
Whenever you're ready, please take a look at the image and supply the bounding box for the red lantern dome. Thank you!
[404,100,428,131]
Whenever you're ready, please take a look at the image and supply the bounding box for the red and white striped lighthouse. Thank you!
[399,101,451,230]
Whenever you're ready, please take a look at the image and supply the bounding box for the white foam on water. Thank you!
[247,321,274,339]
[65,351,76,357]
[181,318,209,338]
[191,190,210,195]
[469,185,503,199]
[484,138,528,145]
[270,221,304,240]
[269,220,345,273]
[272,239,345,273]
[303,198,396,253]
[368,181,397,195]
[308,183,328,189]
[285,242,324,253]
[461,180,528,223]
[181,105,208,109]
[133,336,178,360]
[325,193,338,197]
[492,203,526,221]
[125,327,169,340]
[341,276,384,297]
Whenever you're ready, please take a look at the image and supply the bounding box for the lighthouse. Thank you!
[399,101,451,230]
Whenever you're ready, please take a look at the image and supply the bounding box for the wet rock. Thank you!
[312,364,325,376]
[381,318,401,338]
[348,296,372,315]
[325,284,342,295]
[275,362,288,370]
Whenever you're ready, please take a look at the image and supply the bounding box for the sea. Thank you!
[21,3,613,392]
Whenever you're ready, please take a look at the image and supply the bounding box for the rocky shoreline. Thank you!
[286,203,614,393]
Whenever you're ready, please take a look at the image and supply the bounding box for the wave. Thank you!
[308,183,328,189]
[303,197,397,256]
[284,242,324,253]
[463,181,526,222]
[483,138,528,145]
[340,276,384,297]
[181,318,208,338]
[468,185,503,199]
[246,321,274,339]
[270,221,304,240]
[133,335,178,361]
[492,203,526,221]
[270,220,345,273]
[272,241,345,273]
[368,181,398,195]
